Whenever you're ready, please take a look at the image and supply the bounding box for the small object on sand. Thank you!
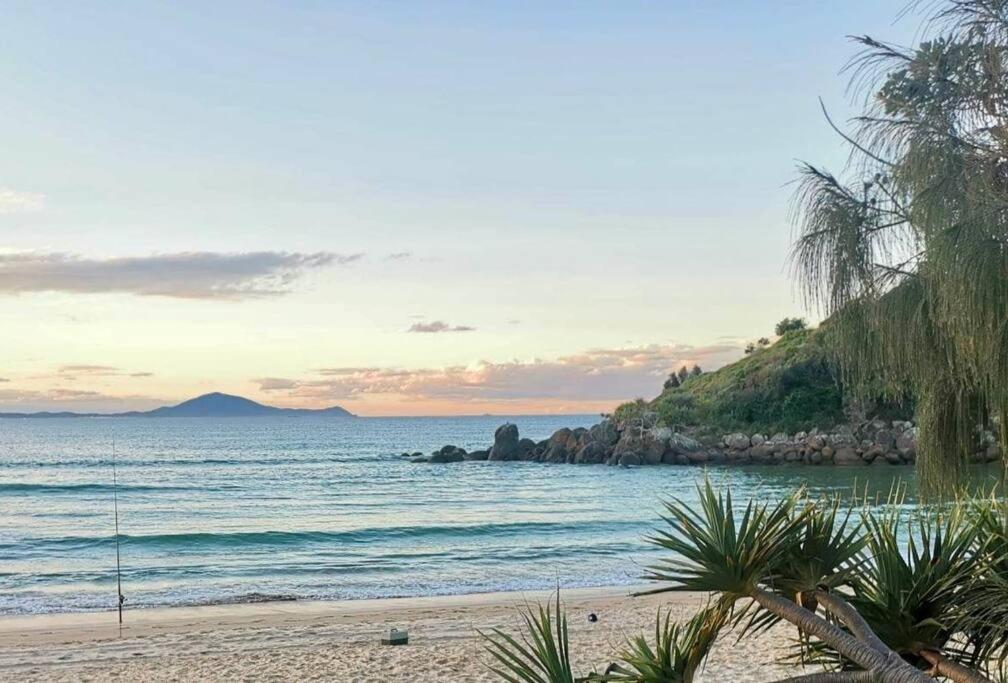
[588,612,598,623]
[381,627,408,646]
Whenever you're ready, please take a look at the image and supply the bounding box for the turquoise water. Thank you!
[0,416,922,615]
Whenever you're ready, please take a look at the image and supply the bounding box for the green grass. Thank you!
[620,329,849,435]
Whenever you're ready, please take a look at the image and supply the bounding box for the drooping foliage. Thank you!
[791,0,1008,492]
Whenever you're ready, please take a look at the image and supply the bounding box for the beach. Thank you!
[0,586,807,682]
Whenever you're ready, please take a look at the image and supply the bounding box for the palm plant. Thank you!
[480,591,725,683]
[482,481,1008,682]
[603,607,727,683]
[481,590,579,683]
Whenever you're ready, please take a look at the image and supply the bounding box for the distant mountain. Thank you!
[0,392,355,418]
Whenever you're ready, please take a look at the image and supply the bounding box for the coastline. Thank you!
[0,585,809,682]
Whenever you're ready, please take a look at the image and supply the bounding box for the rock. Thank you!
[805,434,825,451]
[542,428,574,463]
[724,433,751,450]
[686,450,710,464]
[588,419,620,446]
[400,452,411,458]
[884,451,904,465]
[873,429,895,451]
[986,444,1002,463]
[750,434,766,447]
[429,447,465,463]
[896,427,917,457]
[618,453,643,467]
[489,423,522,461]
[574,442,609,464]
[613,427,665,464]
[809,450,823,465]
[410,456,429,463]
[411,452,423,458]
[833,446,865,466]
[517,438,537,459]
[464,449,490,461]
[668,432,701,453]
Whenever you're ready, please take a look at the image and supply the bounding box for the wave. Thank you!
[7,519,641,554]
[0,482,209,495]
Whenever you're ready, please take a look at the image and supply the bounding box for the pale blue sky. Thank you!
[0,1,918,414]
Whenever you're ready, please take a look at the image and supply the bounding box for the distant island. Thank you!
[0,392,355,418]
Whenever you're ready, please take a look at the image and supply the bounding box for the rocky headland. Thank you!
[405,415,1002,468]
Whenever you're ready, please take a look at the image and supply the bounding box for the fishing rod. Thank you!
[112,436,124,631]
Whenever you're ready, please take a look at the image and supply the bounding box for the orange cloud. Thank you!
[254,341,742,415]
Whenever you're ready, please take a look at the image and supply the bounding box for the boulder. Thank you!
[574,441,609,464]
[808,450,823,465]
[588,419,620,446]
[724,433,751,450]
[410,456,429,463]
[896,427,917,458]
[750,433,766,447]
[429,446,465,463]
[833,446,866,466]
[542,429,574,463]
[685,450,710,465]
[667,433,702,454]
[884,451,904,465]
[518,438,537,459]
[618,453,643,467]
[805,434,825,451]
[464,449,490,461]
[873,429,895,452]
[489,423,522,461]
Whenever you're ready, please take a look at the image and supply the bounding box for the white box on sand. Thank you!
[381,628,408,646]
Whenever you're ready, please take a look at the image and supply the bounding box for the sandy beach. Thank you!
[0,586,810,682]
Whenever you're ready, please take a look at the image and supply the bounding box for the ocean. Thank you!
[1,415,919,615]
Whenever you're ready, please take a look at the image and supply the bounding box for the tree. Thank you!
[775,317,808,336]
[482,483,1008,682]
[744,342,757,355]
[790,0,1008,493]
[663,372,681,391]
[757,337,771,348]
[690,364,702,377]
[676,366,689,383]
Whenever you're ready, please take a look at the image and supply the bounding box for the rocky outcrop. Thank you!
[410,416,1001,468]
[488,423,521,461]
[429,445,466,463]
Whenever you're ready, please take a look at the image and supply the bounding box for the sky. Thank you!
[0,0,920,416]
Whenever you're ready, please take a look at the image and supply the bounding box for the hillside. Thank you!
[617,328,889,436]
[144,392,354,417]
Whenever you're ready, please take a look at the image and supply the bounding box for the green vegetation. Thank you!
[482,483,1008,681]
[775,317,807,336]
[790,0,1008,492]
[618,326,850,436]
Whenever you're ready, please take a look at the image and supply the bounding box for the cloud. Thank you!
[0,251,355,299]
[254,341,743,406]
[0,386,167,412]
[56,364,152,380]
[0,188,45,213]
[0,378,8,383]
[408,320,476,333]
[386,251,412,260]
[255,377,301,391]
